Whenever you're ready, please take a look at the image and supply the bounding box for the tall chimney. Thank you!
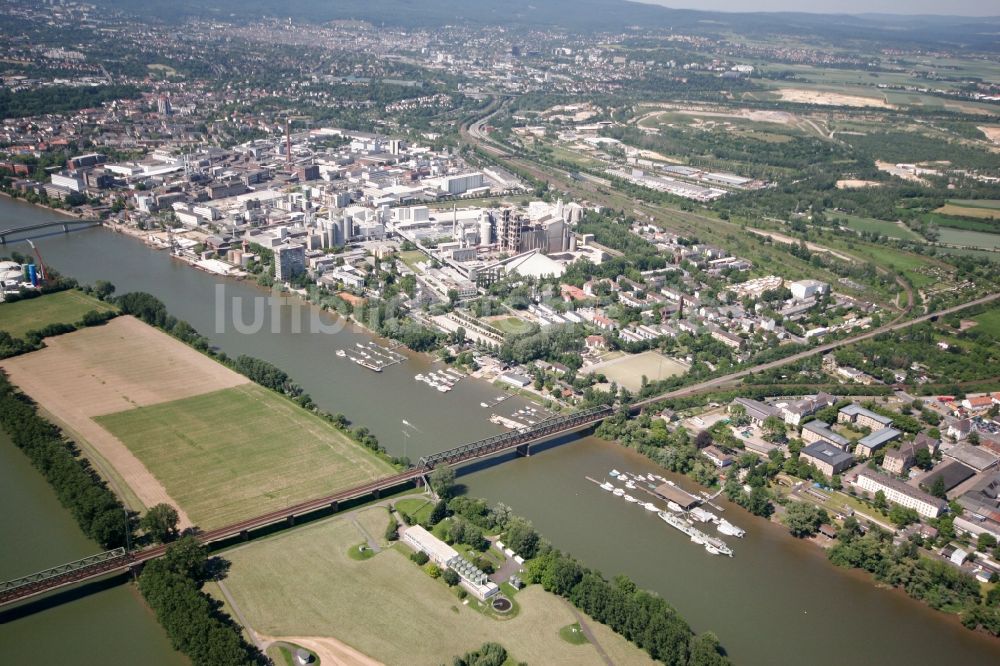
[285,118,292,165]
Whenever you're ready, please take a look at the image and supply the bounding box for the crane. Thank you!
[25,239,46,284]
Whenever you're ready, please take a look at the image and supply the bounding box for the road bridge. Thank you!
[0,219,100,244]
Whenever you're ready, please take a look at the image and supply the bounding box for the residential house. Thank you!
[800,420,851,450]
[702,445,734,468]
[838,404,893,431]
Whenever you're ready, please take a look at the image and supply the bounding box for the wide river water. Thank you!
[2,198,999,665]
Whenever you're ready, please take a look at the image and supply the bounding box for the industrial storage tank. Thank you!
[478,211,492,246]
[27,264,37,286]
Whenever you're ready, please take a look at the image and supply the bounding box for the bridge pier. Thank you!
[515,443,531,457]
[240,530,249,542]
[330,500,339,512]
[62,223,70,233]
[286,515,295,526]
[372,488,381,499]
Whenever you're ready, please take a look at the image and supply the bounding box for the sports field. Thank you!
[0,289,116,339]
[587,350,688,392]
[95,383,394,529]
[0,316,249,526]
[220,513,656,666]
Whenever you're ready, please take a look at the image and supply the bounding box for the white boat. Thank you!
[480,402,489,408]
[643,502,658,512]
[705,544,721,555]
[599,482,614,492]
[612,488,625,497]
[667,501,683,512]
[705,537,733,557]
[610,469,621,477]
[690,533,706,545]
[625,480,636,490]
[355,342,364,348]
[690,508,715,523]
[624,495,637,503]
[336,349,346,357]
[415,374,425,380]
[717,520,745,538]
[646,474,656,481]
[437,385,449,392]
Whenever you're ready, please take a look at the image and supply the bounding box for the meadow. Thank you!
[96,383,394,529]
[220,512,656,666]
[0,289,116,339]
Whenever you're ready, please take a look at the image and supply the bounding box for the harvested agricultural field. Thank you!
[0,316,249,525]
[0,289,116,339]
[934,204,999,220]
[776,88,890,108]
[95,383,395,529]
[587,350,688,392]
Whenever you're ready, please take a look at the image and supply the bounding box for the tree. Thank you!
[430,464,457,498]
[695,430,713,449]
[929,476,947,499]
[411,551,429,565]
[93,280,116,300]
[689,632,728,666]
[385,518,399,542]
[429,499,449,526]
[785,501,827,538]
[162,536,209,583]
[889,505,920,528]
[913,447,933,471]
[140,503,179,544]
[443,569,460,586]
[978,533,997,553]
[763,415,786,442]
[873,490,888,510]
[505,518,540,558]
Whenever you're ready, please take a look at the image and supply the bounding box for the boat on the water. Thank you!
[667,501,683,512]
[705,544,721,555]
[480,402,488,408]
[600,482,614,491]
[612,488,625,497]
[643,502,658,512]
[336,349,346,357]
[717,519,745,538]
[689,507,715,523]
[624,494,637,503]
[610,469,621,477]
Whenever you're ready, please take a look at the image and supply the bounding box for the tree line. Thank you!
[0,372,129,548]
[138,537,264,665]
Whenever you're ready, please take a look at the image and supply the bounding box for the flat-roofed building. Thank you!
[855,470,947,519]
[402,525,458,566]
[801,440,854,477]
[653,482,700,510]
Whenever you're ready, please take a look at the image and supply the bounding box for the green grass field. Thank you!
[839,214,922,241]
[221,513,656,666]
[0,290,116,339]
[950,200,1000,210]
[937,228,1000,250]
[973,309,1000,337]
[95,384,394,529]
[488,316,536,337]
[395,497,435,524]
[854,246,935,288]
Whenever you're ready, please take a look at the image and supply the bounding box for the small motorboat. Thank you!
[600,481,614,491]
[643,502,658,512]
[612,488,625,497]
[624,494,637,503]
[336,349,346,357]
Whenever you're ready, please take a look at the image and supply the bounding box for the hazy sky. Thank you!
[635,0,999,16]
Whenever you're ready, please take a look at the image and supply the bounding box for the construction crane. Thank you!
[25,239,47,284]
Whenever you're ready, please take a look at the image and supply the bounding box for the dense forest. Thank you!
[0,85,140,120]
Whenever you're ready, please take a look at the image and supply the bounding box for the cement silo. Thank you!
[478,210,492,246]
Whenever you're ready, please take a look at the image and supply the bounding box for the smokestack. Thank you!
[285,118,292,165]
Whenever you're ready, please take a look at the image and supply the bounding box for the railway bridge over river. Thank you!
[0,219,100,245]
[0,406,612,609]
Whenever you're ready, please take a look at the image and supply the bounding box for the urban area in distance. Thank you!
[1,1,1000,665]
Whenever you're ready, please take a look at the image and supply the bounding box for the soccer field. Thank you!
[0,289,116,339]
[587,350,688,392]
[95,383,395,529]
[220,511,656,666]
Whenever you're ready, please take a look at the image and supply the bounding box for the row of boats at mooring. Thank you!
[335,341,407,372]
[593,469,745,557]
[414,367,465,393]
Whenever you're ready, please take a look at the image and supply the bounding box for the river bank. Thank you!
[5,195,1000,665]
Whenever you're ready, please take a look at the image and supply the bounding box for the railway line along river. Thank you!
[3,198,1000,665]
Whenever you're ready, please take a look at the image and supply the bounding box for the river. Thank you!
[2,197,999,665]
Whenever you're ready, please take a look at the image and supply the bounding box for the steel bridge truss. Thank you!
[0,548,129,604]
[418,405,612,468]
